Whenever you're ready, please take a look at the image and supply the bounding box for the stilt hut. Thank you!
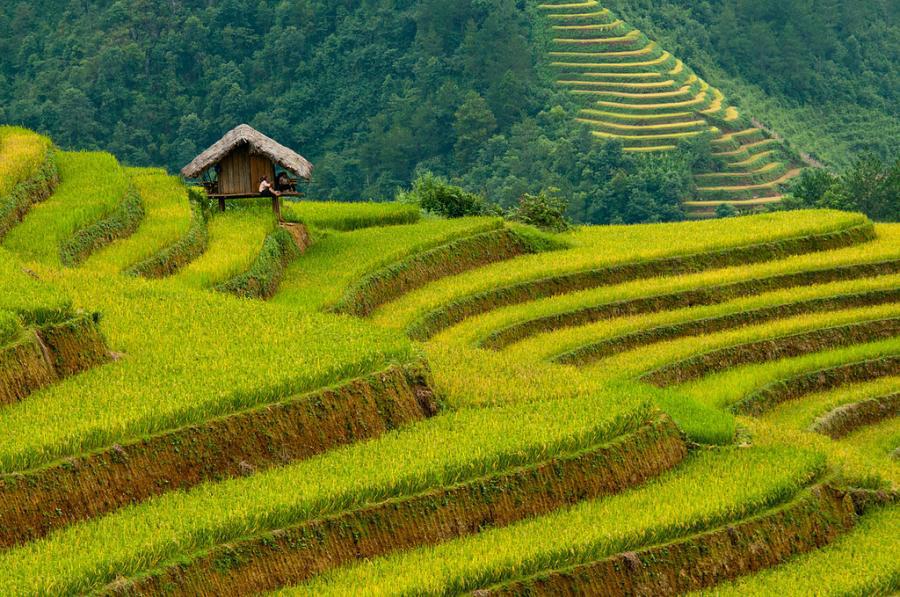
[181,124,313,214]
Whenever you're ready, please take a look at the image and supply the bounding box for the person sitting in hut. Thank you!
[276,171,294,192]
[259,176,281,198]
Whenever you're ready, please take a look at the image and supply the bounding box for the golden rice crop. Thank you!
[692,505,899,597]
[0,270,416,474]
[279,446,824,596]
[370,211,869,331]
[0,393,653,594]
[0,126,50,197]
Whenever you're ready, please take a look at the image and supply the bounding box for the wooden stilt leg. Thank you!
[273,196,282,221]
[218,198,226,212]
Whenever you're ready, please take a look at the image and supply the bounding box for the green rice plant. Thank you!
[273,217,501,312]
[740,375,899,488]
[331,225,558,318]
[215,227,301,299]
[842,417,900,464]
[126,200,207,278]
[0,247,71,325]
[0,271,416,474]
[696,168,803,201]
[678,336,900,412]
[82,168,192,273]
[425,307,897,437]
[167,206,274,289]
[574,304,900,385]
[282,200,421,231]
[764,377,900,433]
[0,393,655,594]
[746,413,898,490]
[544,280,900,367]
[694,161,789,187]
[276,446,825,596]
[0,310,22,346]
[2,151,130,266]
[464,229,900,350]
[692,505,899,597]
[371,210,869,331]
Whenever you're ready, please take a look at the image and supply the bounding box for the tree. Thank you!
[453,92,497,167]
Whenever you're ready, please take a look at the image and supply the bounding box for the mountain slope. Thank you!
[537,0,805,217]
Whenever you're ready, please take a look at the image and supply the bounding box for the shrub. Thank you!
[507,189,571,232]
[397,172,497,218]
[715,203,739,218]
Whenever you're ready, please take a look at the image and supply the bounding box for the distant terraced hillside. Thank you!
[538,0,804,218]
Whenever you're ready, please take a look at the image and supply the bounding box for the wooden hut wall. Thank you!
[250,154,276,191]
[218,145,275,195]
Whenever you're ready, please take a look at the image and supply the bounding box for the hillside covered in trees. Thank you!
[0,0,896,221]
[604,0,900,166]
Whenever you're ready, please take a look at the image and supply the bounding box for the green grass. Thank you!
[277,446,824,596]
[82,168,192,273]
[0,393,654,594]
[273,217,501,311]
[371,210,868,330]
[2,151,129,266]
[693,505,899,596]
[167,206,273,289]
[0,271,415,474]
[282,200,421,231]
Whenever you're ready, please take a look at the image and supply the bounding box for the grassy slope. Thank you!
[1,128,898,595]
[2,151,128,266]
[602,0,900,167]
[82,168,192,273]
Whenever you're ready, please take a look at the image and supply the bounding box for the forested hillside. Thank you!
[0,0,552,199]
[604,0,900,166]
[1,0,896,220]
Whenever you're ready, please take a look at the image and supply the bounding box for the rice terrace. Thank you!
[0,0,898,595]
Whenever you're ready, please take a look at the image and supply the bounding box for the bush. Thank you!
[397,172,497,218]
[715,203,739,218]
[785,157,899,222]
[507,189,571,232]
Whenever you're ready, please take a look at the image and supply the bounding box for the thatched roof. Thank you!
[180,124,313,179]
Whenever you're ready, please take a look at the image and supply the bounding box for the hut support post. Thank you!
[272,196,282,220]
[218,198,226,212]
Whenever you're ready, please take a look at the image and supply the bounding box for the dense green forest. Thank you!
[604,0,900,166]
[1,0,896,221]
[0,0,700,222]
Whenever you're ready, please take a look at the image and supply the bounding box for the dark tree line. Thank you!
[2,0,893,223]
[0,0,706,223]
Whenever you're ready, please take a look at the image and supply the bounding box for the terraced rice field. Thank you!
[537,1,803,217]
[0,128,897,595]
